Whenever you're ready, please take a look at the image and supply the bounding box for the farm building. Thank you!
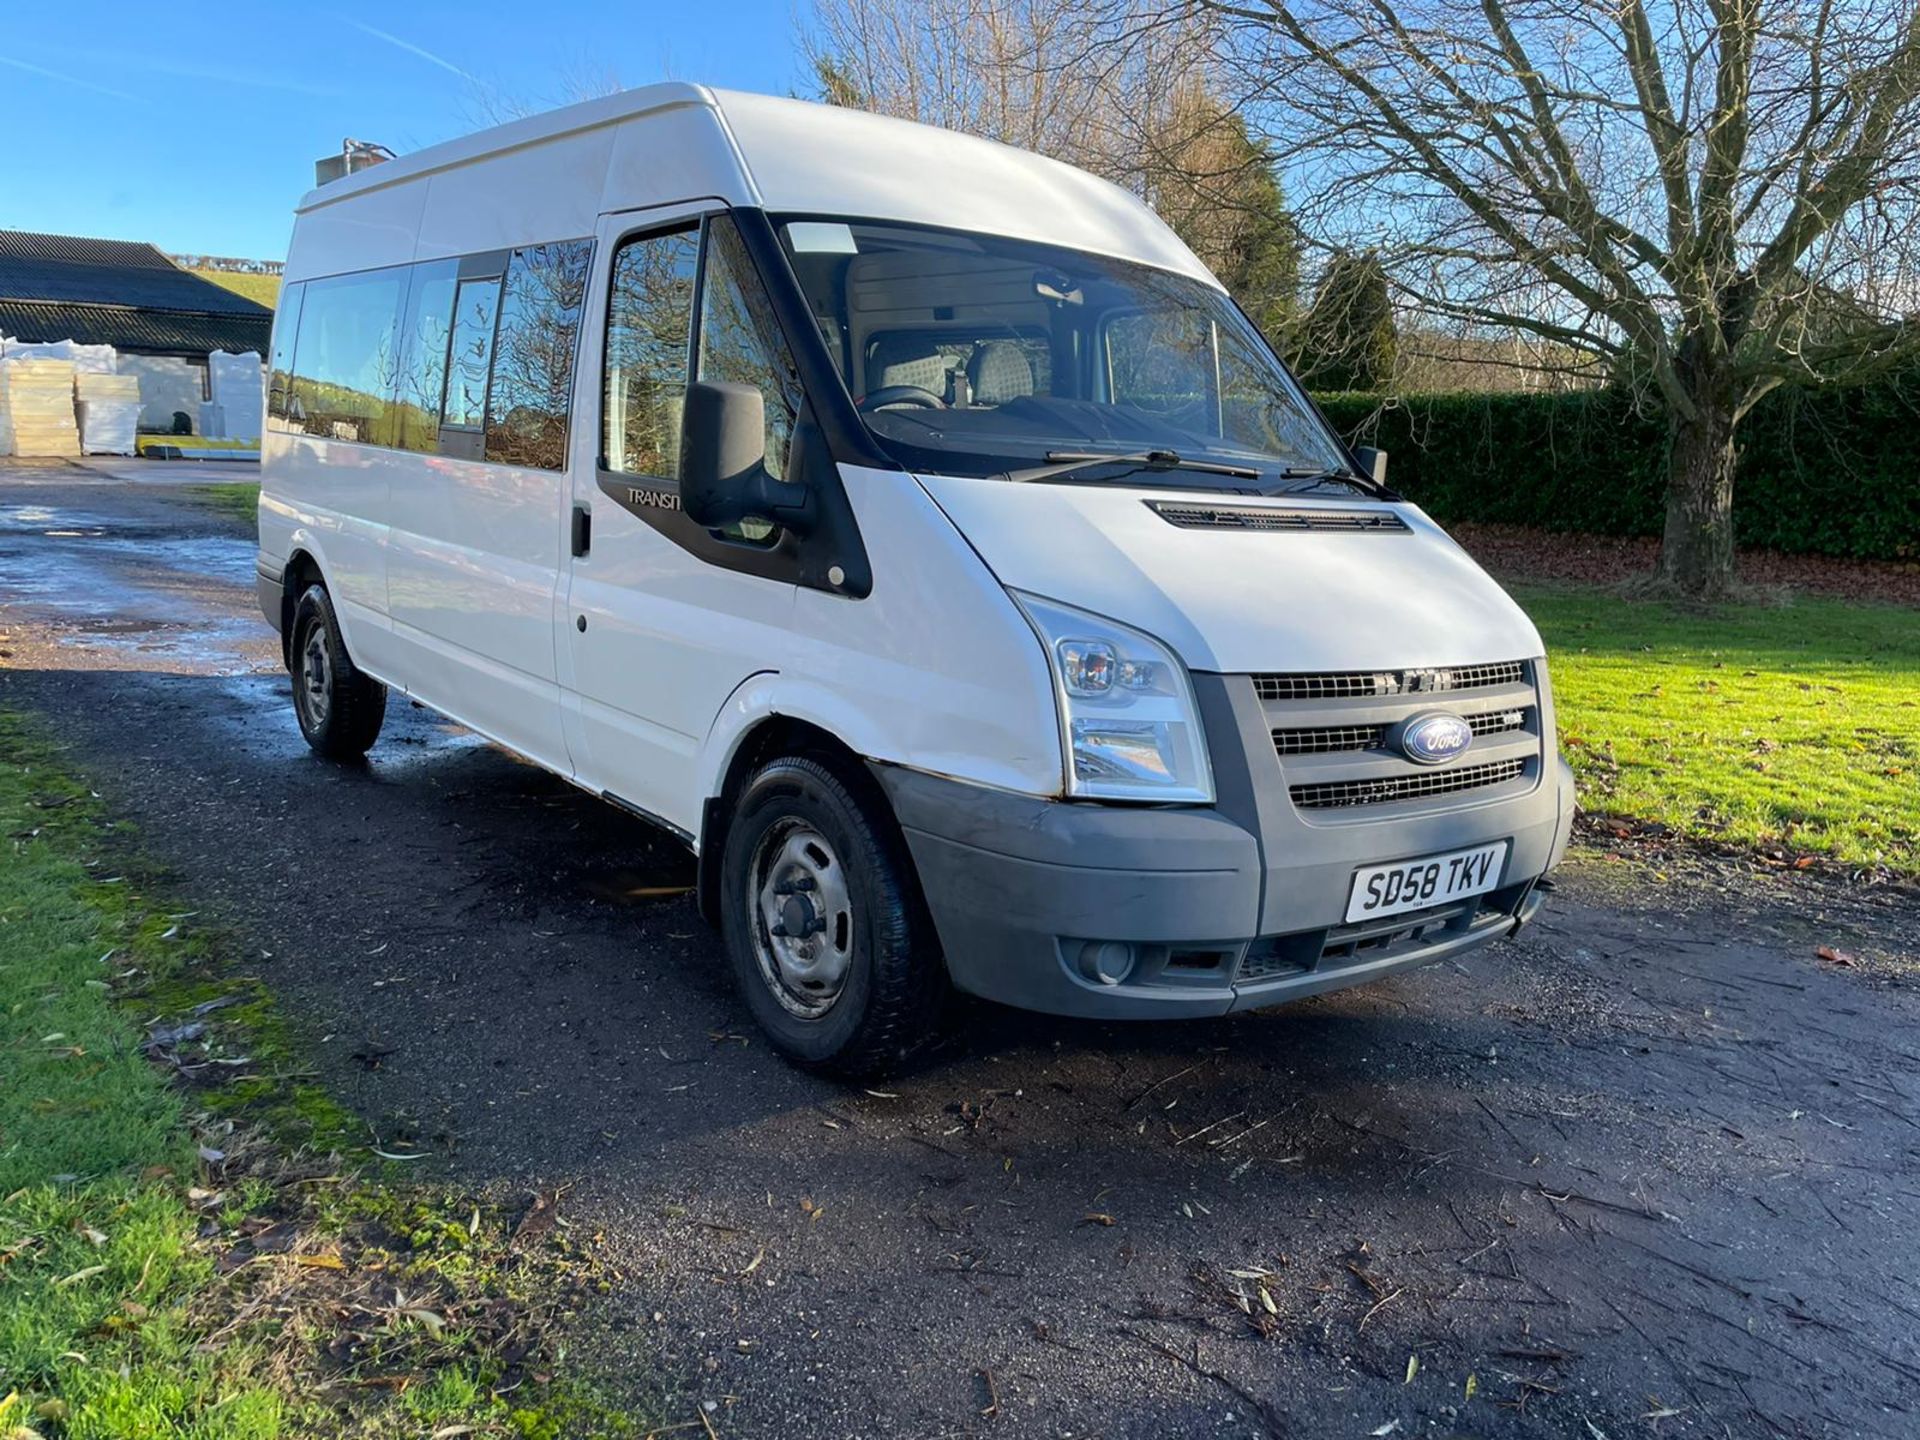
[0,229,272,432]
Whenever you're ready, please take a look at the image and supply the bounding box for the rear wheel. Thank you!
[289,582,386,759]
[720,755,944,1077]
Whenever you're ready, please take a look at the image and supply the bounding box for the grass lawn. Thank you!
[0,716,282,1436]
[189,271,280,308]
[1521,586,1920,873]
[0,714,648,1438]
[181,483,259,527]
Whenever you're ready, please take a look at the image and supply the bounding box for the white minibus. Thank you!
[258,85,1575,1074]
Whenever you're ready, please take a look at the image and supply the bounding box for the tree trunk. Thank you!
[1654,397,1739,601]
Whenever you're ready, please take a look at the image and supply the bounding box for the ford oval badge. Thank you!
[1398,711,1473,766]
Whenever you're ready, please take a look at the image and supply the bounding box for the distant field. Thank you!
[191,269,280,307]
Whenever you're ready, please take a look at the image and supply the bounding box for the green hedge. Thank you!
[1317,381,1920,561]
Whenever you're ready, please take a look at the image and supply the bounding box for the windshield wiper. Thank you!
[1267,467,1371,494]
[1006,449,1263,485]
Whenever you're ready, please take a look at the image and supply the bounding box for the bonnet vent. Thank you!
[1147,501,1409,533]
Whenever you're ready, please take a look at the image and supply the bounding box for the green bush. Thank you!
[1318,379,1920,561]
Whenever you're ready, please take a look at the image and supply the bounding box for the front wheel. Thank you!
[288,582,386,759]
[720,755,945,1076]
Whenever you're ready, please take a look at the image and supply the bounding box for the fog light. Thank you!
[1077,941,1136,986]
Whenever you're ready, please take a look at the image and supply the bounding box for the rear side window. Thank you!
[442,277,500,434]
[602,226,699,478]
[289,268,406,443]
[266,282,303,431]
[486,239,593,470]
[390,260,458,453]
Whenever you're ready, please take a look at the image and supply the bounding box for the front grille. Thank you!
[1253,660,1527,703]
[1273,722,1384,756]
[1289,757,1526,810]
[1272,706,1530,757]
[1149,501,1409,533]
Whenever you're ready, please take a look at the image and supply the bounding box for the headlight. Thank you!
[1012,591,1214,803]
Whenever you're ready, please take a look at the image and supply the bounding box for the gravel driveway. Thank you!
[3,462,1917,1439]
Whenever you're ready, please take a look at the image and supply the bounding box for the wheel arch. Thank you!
[698,683,898,925]
[278,547,326,667]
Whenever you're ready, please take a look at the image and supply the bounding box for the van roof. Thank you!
[287,84,1213,287]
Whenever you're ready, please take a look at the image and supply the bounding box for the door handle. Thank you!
[570,503,591,558]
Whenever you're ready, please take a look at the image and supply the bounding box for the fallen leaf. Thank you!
[401,1307,445,1336]
[1815,945,1856,966]
[295,1254,346,1271]
[1080,1212,1117,1227]
[1405,1353,1420,1384]
[53,1265,106,1288]
[1465,1372,1479,1402]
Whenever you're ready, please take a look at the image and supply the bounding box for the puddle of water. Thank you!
[0,504,121,534]
[1,513,264,670]
[206,675,499,774]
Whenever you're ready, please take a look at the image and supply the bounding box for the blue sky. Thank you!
[1,1,804,260]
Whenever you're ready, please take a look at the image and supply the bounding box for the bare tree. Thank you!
[801,1,1304,334]
[1190,0,1920,597]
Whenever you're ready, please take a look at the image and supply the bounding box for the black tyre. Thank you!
[720,755,945,1077]
[288,582,386,759]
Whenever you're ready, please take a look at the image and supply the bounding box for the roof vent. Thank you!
[1147,501,1409,533]
[315,138,395,187]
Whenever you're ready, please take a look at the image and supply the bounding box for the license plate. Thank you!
[1346,841,1509,923]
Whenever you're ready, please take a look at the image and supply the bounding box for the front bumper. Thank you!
[873,673,1575,1021]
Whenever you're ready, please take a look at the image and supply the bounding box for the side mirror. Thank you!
[1351,445,1387,485]
[679,380,812,533]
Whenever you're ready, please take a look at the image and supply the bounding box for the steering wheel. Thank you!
[858,384,947,412]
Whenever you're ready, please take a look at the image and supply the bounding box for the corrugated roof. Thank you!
[0,229,274,324]
[0,300,270,356]
[0,231,179,268]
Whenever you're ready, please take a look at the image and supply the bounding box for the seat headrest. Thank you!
[967,341,1034,405]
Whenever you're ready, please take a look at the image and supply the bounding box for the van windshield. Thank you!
[775,216,1353,488]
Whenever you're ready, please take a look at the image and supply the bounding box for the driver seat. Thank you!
[865,334,953,400]
[967,341,1034,406]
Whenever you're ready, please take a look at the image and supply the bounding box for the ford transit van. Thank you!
[258,85,1575,1074]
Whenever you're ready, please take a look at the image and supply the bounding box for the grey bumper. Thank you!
[873,673,1575,1021]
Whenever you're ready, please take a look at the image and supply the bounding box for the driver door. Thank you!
[556,204,800,836]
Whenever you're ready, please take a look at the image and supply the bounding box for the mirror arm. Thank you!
[753,471,813,529]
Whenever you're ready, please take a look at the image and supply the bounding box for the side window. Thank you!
[1107,309,1218,433]
[1216,325,1334,462]
[602,226,699,477]
[289,268,407,443]
[390,260,458,453]
[698,213,804,481]
[486,239,592,470]
[266,282,303,431]
[442,275,502,435]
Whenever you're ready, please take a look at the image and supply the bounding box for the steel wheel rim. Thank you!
[748,819,855,1019]
[296,624,332,732]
